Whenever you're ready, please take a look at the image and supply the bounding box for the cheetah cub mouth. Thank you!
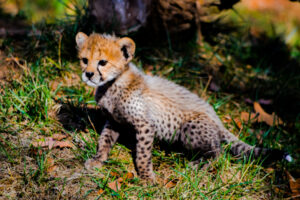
[75,32,135,87]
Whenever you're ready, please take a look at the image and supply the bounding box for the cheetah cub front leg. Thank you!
[133,119,156,182]
[85,121,119,170]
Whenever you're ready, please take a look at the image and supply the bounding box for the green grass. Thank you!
[0,51,296,199]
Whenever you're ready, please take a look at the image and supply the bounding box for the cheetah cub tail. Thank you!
[221,130,293,163]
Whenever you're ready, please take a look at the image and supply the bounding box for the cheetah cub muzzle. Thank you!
[75,32,292,182]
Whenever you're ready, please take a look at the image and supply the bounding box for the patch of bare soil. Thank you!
[0,120,103,199]
[0,51,23,90]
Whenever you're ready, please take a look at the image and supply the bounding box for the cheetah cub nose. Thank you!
[85,72,94,79]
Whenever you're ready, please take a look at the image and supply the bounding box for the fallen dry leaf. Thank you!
[124,172,134,180]
[241,102,283,126]
[106,172,135,189]
[96,189,105,196]
[253,102,283,126]
[32,138,55,149]
[29,148,43,156]
[31,137,74,149]
[274,187,284,195]
[108,180,122,192]
[233,118,242,129]
[241,111,257,122]
[117,177,124,183]
[110,171,119,177]
[264,167,275,174]
[222,114,232,123]
[54,140,74,148]
[164,179,179,188]
[46,157,58,174]
[222,115,242,129]
[46,157,54,167]
[47,165,58,173]
[286,171,300,195]
[52,133,67,141]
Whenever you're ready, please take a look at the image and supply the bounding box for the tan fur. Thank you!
[75,32,287,182]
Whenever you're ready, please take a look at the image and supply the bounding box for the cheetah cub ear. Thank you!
[117,37,136,63]
[76,32,88,49]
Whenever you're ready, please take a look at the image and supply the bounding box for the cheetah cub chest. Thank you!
[76,32,290,181]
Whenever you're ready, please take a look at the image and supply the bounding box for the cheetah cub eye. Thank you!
[98,60,107,66]
[82,58,88,65]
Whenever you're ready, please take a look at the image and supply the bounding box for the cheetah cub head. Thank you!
[75,32,136,87]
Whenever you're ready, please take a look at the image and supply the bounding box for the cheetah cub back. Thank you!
[75,32,292,181]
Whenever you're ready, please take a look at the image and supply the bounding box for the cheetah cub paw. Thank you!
[140,174,156,186]
[84,158,103,171]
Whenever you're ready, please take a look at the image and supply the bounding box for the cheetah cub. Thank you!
[76,32,291,181]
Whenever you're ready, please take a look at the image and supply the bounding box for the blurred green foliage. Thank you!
[230,4,300,58]
[5,0,86,22]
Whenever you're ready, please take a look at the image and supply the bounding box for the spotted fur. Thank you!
[76,32,291,181]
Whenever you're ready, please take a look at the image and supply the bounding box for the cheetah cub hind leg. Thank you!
[179,113,222,169]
